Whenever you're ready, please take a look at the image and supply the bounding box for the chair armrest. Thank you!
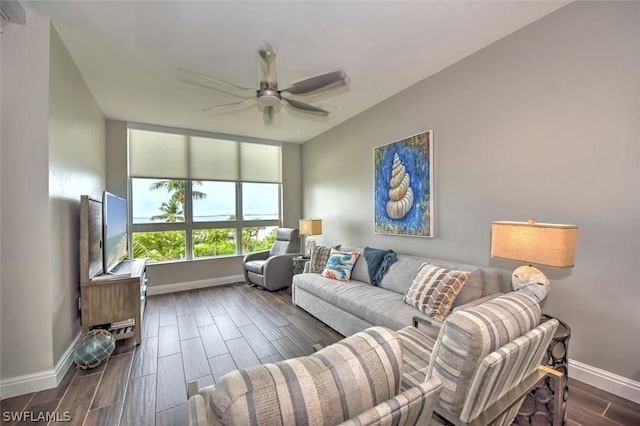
[452,293,502,312]
[263,253,299,286]
[243,250,270,263]
[433,365,563,426]
[188,393,221,426]
[340,378,443,426]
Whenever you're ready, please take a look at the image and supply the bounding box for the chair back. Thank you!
[210,327,402,425]
[427,292,542,417]
[460,318,558,423]
[269,228,300,256]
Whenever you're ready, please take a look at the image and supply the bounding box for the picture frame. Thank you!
[374,130,434,237]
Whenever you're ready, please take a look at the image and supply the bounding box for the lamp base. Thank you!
[512,265,550,302]
[304,236,317,257]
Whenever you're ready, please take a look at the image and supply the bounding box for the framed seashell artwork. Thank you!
[374,130,434,237]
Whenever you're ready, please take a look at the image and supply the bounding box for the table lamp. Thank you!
[490,219,577,301]
[299,218,323,257]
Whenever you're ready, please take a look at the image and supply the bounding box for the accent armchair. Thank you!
[187,327,443,426]
[397,292,562,425]
[242,228,300,291]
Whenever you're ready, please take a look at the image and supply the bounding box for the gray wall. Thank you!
[106,120,302,287]
[1,17,106,380]
[48,25,106,364]
[302,1,639,381]
[1,14,54,379]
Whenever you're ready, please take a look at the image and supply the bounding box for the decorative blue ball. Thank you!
[73,329,116,369]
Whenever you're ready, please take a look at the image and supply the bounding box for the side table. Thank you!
[292,256,309,275]
[514,315,571,425]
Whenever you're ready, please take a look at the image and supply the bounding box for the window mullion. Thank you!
[236,181,242,255]
[185,179,193,260]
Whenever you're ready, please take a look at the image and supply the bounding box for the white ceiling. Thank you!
[25,1,569,143]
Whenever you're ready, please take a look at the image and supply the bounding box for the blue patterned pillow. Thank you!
[322,249,361,282]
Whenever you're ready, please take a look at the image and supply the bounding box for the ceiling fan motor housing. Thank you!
[257,88,281,106]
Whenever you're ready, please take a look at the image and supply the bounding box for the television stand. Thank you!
[80,258,147,344]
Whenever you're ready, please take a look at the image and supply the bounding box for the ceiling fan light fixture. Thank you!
[257,89,281,106]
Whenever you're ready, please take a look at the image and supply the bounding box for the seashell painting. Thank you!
[386,153,414,219]
[374,131,434,237]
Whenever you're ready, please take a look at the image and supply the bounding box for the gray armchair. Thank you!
[242,228,300,291]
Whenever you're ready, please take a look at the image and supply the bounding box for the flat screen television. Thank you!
[102,191,128,273]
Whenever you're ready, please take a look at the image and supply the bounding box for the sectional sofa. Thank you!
[291,246,510,339]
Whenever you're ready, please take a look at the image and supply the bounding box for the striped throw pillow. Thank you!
[309,244,340,273]
[403,263,470,321]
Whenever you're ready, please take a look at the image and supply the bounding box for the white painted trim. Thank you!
[0,332,81,399]
[146,275,245,296]
[569,358,640,404]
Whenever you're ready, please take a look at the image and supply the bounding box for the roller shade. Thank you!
[190,137,239,181]
[129,130,187,179]
[240,142,282,183]
[128,128,281,183]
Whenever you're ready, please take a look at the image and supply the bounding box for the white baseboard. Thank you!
[146,275,245,296]
[569,358,640,404]
[0,332,80,399]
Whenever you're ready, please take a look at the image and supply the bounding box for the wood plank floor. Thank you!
[2,282,639,425]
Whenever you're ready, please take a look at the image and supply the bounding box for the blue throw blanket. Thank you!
[363,247,398,287]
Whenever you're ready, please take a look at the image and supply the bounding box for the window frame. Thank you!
[127,123,283,262]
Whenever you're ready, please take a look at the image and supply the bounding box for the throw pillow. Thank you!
[322,249,361,282]
[309,244,340,273]
[403,263,471,321]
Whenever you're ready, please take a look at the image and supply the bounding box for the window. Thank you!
[193,181,235,222]
[242,183,279,221]
[128,125,282,263]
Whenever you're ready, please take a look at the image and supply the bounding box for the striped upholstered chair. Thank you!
[188,326,443,426]
[397,292,562,426]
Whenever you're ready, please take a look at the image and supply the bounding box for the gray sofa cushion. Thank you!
[294,274,429,331]
[342,246,371,284]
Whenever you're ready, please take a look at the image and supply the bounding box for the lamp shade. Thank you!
[491,220,577,268]
[299,219,322,236]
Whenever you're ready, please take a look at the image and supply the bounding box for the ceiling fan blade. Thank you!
[179,69,256,95]
[263,106,274,125]
[181,78,255,99]
[202,97,256,113]
[258,42,278,88]
[282,98,330,116]
[282,70,348,95]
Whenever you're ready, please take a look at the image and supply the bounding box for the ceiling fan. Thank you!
[180,42,349,124]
